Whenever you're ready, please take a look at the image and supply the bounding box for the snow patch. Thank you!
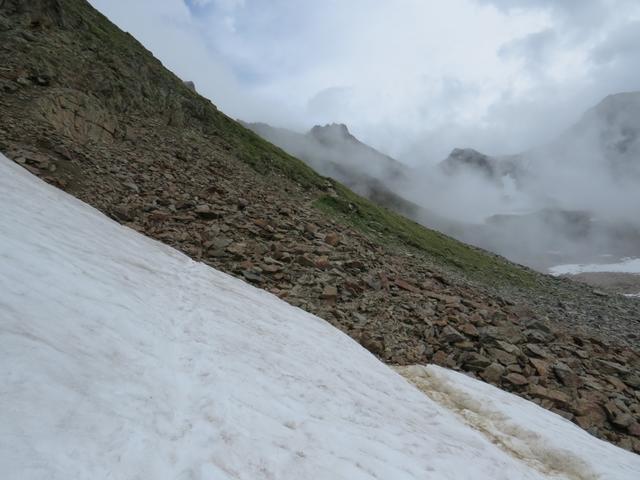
[1,154,639,479]
[396,365,640,480]
[549,257,640,275]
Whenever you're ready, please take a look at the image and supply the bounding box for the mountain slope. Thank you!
[1,0,639,452]
[440,92,640,179]
[437,92,640,185]
[244,121,419,217]
[543,91,640,179]
[2,154,640,479]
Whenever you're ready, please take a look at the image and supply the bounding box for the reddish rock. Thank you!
[360,333,385,356]
[314,256,330,269]
[148,211,171,222]
[495,340,521,355]
[321,285,338,301]
[426,292,461,305]
[296,255,315,268]
[394,278,420,293]
[551,408,574,421]
[526,344,552,359]
[262,264,281,273]
[432,350,449,366]
[239,259,253,270]
[529,358,549,378]
[304,223,318,234]
[529,384,570,407]
[480,362,505,383]
[553,362,580,388]
[604,375,628,392]
[344,280,364,295]
[573,400,607,429]
[575,414,605,430]
[488,348,517,366]
[324,232,340,246]
[460,323,479,337]
[461,352,492,371]
[504,373,529,387]
[254,218,269,229]
[611,412,635,430]
[441,325,464,343]
[194,204,221,219]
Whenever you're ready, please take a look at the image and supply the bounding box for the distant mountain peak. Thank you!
[597,90,640,106]
[310,122,350,134]
[308,123,355,144]
[441,148,496,177]
[449,147,488,159]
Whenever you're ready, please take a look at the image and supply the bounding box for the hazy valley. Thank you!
[246,94,640,295]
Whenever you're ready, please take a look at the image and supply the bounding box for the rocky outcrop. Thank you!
[35,89,118,142]
[0,0,66,28]
[440,147,498,178]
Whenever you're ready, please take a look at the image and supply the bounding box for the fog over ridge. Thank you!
[87,0,640,271]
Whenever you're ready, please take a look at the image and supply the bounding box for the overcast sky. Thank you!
[89,0,640,164]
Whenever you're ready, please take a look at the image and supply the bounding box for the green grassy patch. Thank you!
[226,121,326,190]
[315,183,539,288]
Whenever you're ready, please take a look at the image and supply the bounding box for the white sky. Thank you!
[89,0,640,164]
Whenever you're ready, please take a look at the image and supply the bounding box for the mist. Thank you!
[391,92,640,270]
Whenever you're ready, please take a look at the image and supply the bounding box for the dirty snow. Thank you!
[1,154,639,480]
[396,365,640,480]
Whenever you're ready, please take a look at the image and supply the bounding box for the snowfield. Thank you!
[550,257,640,276]
[1,153,639,480]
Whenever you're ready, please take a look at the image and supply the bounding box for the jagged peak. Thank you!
[308,123,354,142]
[448,147,488,158]
[183,80,196,92]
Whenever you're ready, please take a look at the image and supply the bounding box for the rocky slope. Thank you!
[0,0,639,452]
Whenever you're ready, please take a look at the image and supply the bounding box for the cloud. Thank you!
[498,29,557,70]
[89,0,640,164]
[591,20,640,64]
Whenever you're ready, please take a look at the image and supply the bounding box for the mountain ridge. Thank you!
[439,91,640,182]
[242,120,418,216]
